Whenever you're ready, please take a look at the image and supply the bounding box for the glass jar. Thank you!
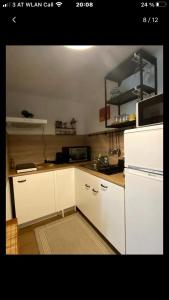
[115,115,120,123]
[122,114,128,122]
[119,115,123,123]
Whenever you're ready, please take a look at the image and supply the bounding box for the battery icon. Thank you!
[156,1,167,7]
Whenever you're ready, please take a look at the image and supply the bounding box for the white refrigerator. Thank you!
[124,124,163,254]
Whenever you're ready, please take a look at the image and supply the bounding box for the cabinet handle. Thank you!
[85,184,90,188]
[92,188,98,193]
[17,179,26,183]
[101,184,108,189]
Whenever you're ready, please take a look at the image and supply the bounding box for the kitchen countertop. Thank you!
[77,165,124,187]
[8,162,125,187]
[8,162,83,177]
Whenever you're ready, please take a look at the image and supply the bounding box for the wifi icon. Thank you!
[56,2,63,7]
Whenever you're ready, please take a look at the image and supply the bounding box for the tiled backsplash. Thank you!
[7,134,87,166]
[86,132,124,165]
[7,132,124,167]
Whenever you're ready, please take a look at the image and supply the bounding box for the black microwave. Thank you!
[136,93,163,127]
[62,146,91,163]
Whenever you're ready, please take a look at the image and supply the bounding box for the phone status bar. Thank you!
[2,2,96,8]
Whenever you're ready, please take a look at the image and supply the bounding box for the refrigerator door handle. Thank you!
[127,165,163,176]
[125,168,163,181]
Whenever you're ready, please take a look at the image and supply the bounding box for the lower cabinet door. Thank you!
[75,169,91,213]
[13,172,55,225]
[76,170,106,234]
[85,176,105,234]
[75,169,97,221]
[98,179,125,254]
[55,168,75,211]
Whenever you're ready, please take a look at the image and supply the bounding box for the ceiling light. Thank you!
[65,46,94,50]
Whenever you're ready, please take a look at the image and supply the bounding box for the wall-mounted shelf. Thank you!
[108,85,155,106]
[104,48,157,129]
[6,117,47,128]
[88,125,136,136]
[55,128,76,135]
[108,120,136,128]
[105,49,157,84]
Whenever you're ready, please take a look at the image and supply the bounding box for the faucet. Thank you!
[110,148,121,156]
[96,154,109,168]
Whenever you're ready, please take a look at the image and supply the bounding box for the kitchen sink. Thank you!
[82,163,123,175]
[97,165,123,175]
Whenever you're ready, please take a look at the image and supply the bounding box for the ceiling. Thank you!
[6,45,162,103]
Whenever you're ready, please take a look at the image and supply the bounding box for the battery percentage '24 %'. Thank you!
[140,1,167,7]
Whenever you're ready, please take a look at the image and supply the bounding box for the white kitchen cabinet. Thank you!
[13,172,55,225]
[75,169,125,254]
[82,174,105,235]
[98,178,125,254]
[13,166,125,253]
[54,168,75,212]
[75,168,85,210]
[75,168,93,216]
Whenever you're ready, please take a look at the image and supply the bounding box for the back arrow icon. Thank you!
[12,17,16,23]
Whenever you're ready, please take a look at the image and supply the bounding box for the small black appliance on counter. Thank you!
[44,153,65,165]
[118,158,124,171]
[62,146,91,163]
[55,152,65,164]
[44,146,91,164]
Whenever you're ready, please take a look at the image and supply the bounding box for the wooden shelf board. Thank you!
[108,120,136,128]
[88,123,135,136]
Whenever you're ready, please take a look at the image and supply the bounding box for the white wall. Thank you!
[6,91,88,135]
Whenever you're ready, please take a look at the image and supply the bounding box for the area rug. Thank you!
[35,212,115,254]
